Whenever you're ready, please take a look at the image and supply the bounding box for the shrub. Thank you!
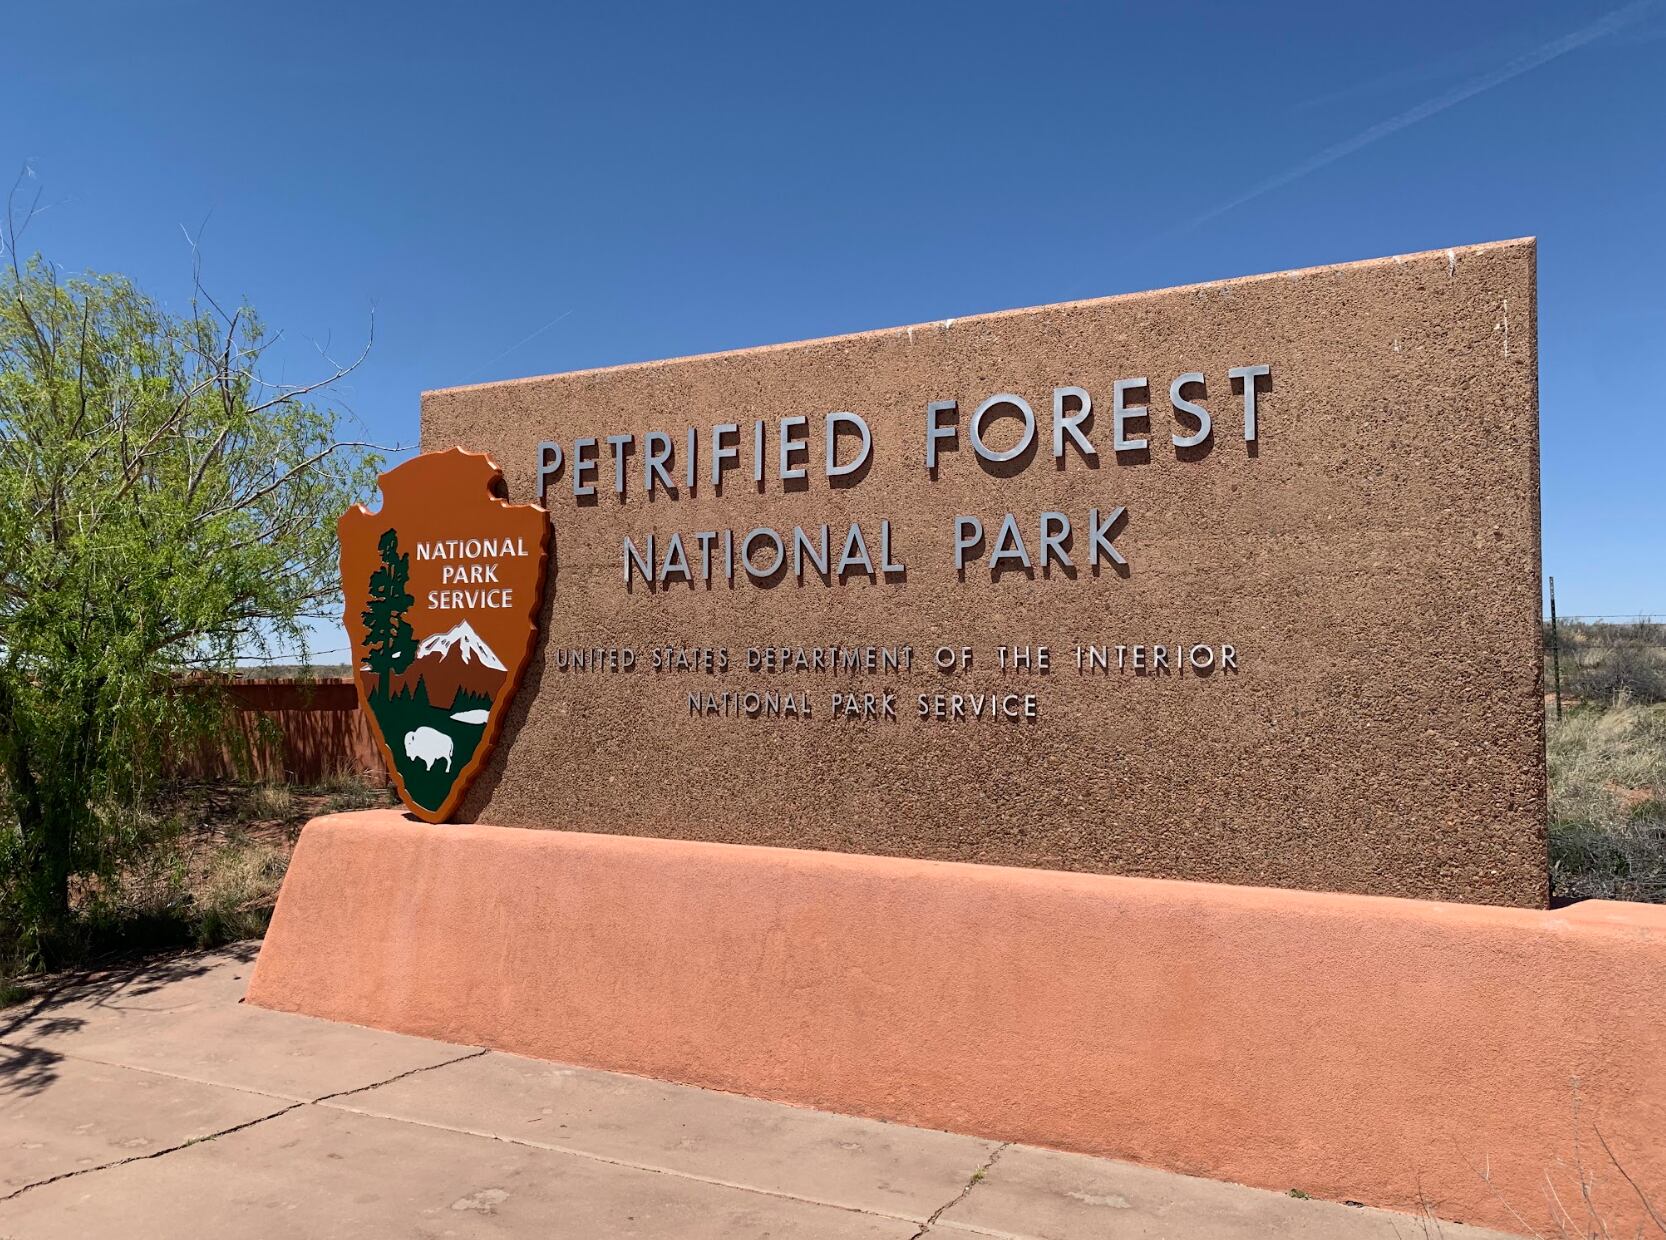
[1574,642,1666,704]
[1547,621,1666,705]
[0,228,377,968]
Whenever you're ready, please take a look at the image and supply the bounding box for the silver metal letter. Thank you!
[742,526,784,579]
[1112,379,1148,453]
[644,432,674,494]
[825,412,872,478]
[659,532,691,584]
[926,400,959,471]
[535,441,563,499]
[880,519,904,573]
[835,523,873,575]
[953,516,982,569]
[606,434,633,494]
[970,394,1036,463]
[1039,512,1073,569]
[712,423,740,486]
[1051,387,1096,461]
[572,437,598,497]
[1170,373,1210,448]
[695,530,719,580]
[1089,507,1127,567]
[1228,364,1270,442]
[623,534,654,586]
[793,524,829,577]
[988,513,1032,570]
[779,415,809,480]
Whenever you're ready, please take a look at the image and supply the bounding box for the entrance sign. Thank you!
[416,241,1545,905]
[340,450,549,822]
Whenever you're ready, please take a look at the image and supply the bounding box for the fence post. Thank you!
[1548,576,1562,721]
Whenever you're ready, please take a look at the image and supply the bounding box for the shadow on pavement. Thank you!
[0,942,260,1099]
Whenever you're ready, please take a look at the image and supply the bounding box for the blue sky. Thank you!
[6,0,1665,655]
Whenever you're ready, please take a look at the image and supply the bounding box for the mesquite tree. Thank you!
[0,193,380,964]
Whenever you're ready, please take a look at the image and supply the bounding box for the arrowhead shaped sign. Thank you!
[340,450,549,822]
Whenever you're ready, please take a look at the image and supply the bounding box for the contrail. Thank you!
[1155,0,1655,242]
[481,307,575,371]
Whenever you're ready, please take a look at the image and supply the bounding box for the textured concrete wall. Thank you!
[421,240,1544,905]
[250,813,1665,1237]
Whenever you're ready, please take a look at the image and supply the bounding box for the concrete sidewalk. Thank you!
[0,947,1520,1239]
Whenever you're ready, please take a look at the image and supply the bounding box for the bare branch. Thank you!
[244,306,375,417]
[4,165,48,276]
[202,439,392,521]
[179,211,236,331]
[1597,1129,1666,1236]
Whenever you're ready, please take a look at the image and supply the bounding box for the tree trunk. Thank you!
[0,675,94,964]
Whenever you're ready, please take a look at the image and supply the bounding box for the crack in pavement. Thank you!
[0,1104,302,1203]
[0,1045,490,1203]
[311,1046,490,1104]
[909,1142,1009,1239]
[3,1042,997,1234]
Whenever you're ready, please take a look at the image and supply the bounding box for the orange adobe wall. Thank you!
[249,811,1666,1238]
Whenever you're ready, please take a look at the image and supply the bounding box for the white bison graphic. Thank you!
[404,726,454,773]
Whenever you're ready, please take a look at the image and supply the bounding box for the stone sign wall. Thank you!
[420,240,1544,906]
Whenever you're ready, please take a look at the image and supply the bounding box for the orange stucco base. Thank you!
[249,812,1666,1236]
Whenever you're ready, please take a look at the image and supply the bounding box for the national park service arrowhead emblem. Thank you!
[340,450,549,822]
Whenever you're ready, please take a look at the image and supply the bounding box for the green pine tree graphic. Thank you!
[362,528,415,703]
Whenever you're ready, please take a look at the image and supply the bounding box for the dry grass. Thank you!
[240,782,296,820]
[76,821,294,949]
[317,773,390,814]
[1548,698,1666,904]
[189,837,293,944]
[3,775,392,983]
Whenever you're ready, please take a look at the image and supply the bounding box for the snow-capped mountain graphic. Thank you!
[394,620,508,709]
[414,620,506,670]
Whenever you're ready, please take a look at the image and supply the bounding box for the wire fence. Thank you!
[1544,600,1666,710]
[235,645,353,671]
